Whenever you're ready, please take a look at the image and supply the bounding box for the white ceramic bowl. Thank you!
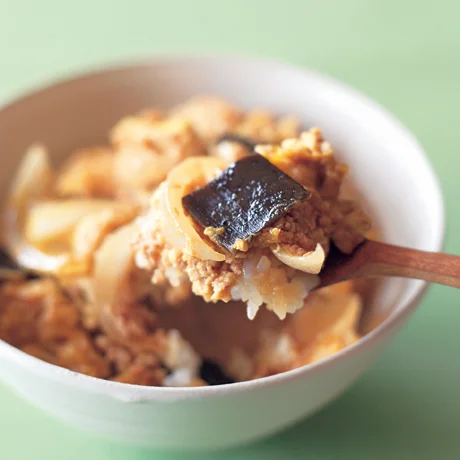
[0,56,444,451]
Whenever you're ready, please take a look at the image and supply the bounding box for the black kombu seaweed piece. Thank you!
[182,155,310,252]
[199,359,234,385]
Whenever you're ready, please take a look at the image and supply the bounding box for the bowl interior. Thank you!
[0,56,443,329]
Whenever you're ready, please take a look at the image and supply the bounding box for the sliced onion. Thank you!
[2,146,122,278]
[4,212,87,277]
[24,199,122,247]
[7,144,53,213]
[153,183,188,251]
[4,144,53,249]
[271,243,325,274]
[2,144,85,276]
[164,157,226,262]
[93,222,138,315]
[5,229,88,276]
[14,244,71,272]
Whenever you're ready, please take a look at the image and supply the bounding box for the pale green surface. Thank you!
[0,1,459,458]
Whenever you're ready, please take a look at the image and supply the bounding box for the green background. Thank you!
[1,1,459,458]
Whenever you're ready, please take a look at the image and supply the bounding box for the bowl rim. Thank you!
[0,53,445,402]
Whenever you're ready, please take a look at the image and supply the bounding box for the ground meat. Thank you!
[0,277,196,384]
[0,281,44,346]
[94,334,134,372]
[135,223,242,304]
[171,95,242,142]
[0,279,111,378]
[112,354,166,385]
[254,193,332,255]
[111,115,205,203]
[235,110,301,144]
[253,192,370,256]
[257,128,347,199]
[72,204,138,265]
[53,331,111,378]
[55,147,115,198]
[61,278,99,331]
[256,129,371,253]
[100,301,162,350]
[185,257,243,302]
[330,200,372,253]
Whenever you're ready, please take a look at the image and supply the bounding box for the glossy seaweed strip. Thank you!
[182,155,310,252]
[199,359,235,385]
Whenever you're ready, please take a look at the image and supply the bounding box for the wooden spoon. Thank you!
[316,240,460,289]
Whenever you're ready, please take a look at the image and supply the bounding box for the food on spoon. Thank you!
[134,128,371,320]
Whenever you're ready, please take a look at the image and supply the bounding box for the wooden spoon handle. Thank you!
[356,240,460,288]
